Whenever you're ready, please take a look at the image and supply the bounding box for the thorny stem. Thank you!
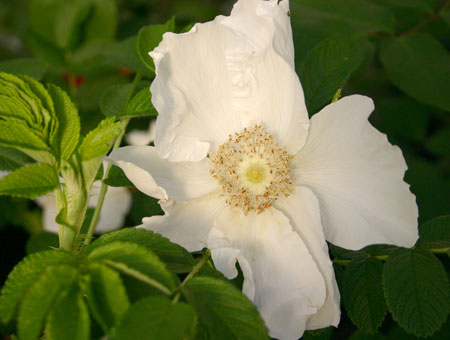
[332,247,449,266]
[172,249,211,304]
[84,70,143,246]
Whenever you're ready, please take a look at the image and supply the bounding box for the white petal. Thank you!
[150,17,243,162]
[208,206,326,340]
[142,193,226,252]
[108,146,219,201]
[292,95,419,250]
[275,186,340,330]
[88,185,132,233]
[221,0,309,153]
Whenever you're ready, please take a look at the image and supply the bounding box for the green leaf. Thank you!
[0,58,49,80]
[87,241,176,292]
[26,29,66,67]
[184,277,270,340]
[380,33,450,111]
[416,215,450,249]
[0,163,58,199]
[47,283,90,340]
[104,165,135,188]
[291,0,395,34]
[79,117,121,161]
[126,87,157,117]
[111,296,196,340]
[383,248,450,337]
[426,127,450,156]
[137,17,175,73]
[300,37,365,114]
[343,256,387,333]
[85,263,130,332]
[47,84,80,160]
[83,0,117,43]
[0,250,74,323]
[18,265,78,340]
[91,228,194,273]
[0,147,33,171]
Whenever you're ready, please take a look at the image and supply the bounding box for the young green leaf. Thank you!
[0,163,58,199]
[111,296,196,340]
[18,265,78,340]
[47,283,90,340]
[87,241,176,293]
[300,38,365,114]
[416,215,450,249]
[79,117,121,161]
[90,228,194,273]
[0,250,74,323]
[137,17,175,73]
[343,257,387,333]
[183,276,270,340]
[0,58,49,80]
[104,165,135,188]
[85,263,130,332]
[383,248,450,337]
[0,147,33,171]
[380,33,450,111]
[47,84,80,160]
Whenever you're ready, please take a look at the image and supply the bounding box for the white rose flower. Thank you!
[108,0,418,339]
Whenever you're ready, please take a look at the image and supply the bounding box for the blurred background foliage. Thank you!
[0,0,449,339]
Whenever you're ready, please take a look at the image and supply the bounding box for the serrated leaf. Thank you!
[137,18,175,73]
[85,263,130,332]
[343,257,387,333]
[104,165,135,188]
[0,58,48,80]
[380,33,450,111]
[0,147,33,171]
[111,296,196,340]
[0,250,74,323]
[126,87,157,117]
[79,117,121,161]
[0,163,58,199]
[87,241,176,292]
[90,228,194,273]
[416,215,450,249]
[47,84,80,160]
[100,83,132,117]
[300,38,365,114]
[383,248,450,337]
[184,277,270,340]
[47,283,90,340]
[18,265,78,340]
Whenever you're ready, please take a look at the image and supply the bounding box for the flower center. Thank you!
[210,125,293,215]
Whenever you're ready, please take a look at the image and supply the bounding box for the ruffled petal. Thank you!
[221,0,309,153]
[208,206,326,340]
[292,95,419,250]
[275,186,340,330]
[142,193,226,252]
[108,146,219,201]
[150,17,243,162]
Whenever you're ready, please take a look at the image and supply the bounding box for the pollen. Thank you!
[210,125,293,215]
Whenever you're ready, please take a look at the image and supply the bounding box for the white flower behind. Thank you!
[108,0,418,339]
[126,120,156,146]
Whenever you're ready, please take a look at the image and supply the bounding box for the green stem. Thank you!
[172,249,211,304]
[84,70,142,246]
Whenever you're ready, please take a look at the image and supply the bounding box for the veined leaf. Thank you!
[0,58,49,80]
[85,263,130,332]
[126,87,157,117]
[383,248,450,337]
[0,163,58,199]
[380,33,450,111]
[90,228,194,273]
[0,147,33,171]
[416,215,450,249]
[137,17,175,73]
[104,165,135,188]
[184,276,270,340]
[0,250,74,323]
[47,84,80,160]
[47,283,90,340]
[79,117,121,161]
[87,241,176,292]
[343,257,387,333]
[111,296,196,340]
[18,265,78,340]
